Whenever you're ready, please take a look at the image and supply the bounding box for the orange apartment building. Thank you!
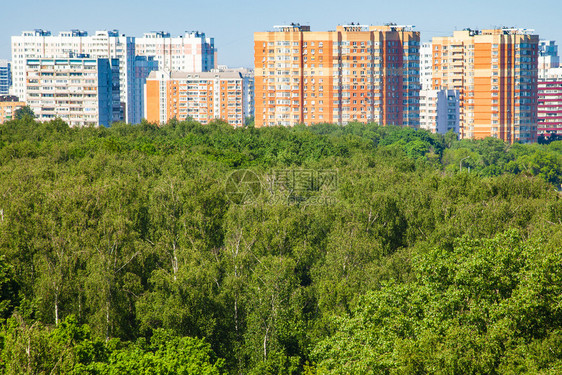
[145,71,246,126]
[432,28,539,143]
[254,24,420,127]
[0,96,26,123]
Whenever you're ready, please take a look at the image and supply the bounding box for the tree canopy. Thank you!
[1,118,562,373]
[13,106,35,120]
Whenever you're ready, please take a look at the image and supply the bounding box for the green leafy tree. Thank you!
[313,230,562,374]
[79,329,225,374]
[13,106,35,120]
[0,256,18,320]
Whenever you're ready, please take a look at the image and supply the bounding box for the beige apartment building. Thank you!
[0,96,26,123]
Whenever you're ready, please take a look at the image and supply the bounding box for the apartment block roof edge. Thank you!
[459,27,537,36]
[17,29,210,38]
[147,70,243,80]
[268,23,416,32]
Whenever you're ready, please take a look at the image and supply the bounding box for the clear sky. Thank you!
[2,0,561,68]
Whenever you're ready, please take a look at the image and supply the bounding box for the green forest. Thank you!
[1,116,562,374]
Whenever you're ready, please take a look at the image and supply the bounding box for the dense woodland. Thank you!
[1,115,562,374]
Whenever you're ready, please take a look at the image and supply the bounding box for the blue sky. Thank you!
[2,0,561,68]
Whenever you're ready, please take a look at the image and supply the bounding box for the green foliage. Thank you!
[1,118,562,373]
[0,256,18,320]
[313,230,562,374]
[0,316,223,374]
[13,106,35,120]
[78,329,224,374]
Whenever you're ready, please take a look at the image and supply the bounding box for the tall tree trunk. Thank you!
[105,298,110,342]
[54,290,59,325]
[263,324,270,361]
[172,241,178,282]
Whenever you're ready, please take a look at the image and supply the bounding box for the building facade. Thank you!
[254,24,420,127]
[128,56,159,124]
[145,71,246,126]
[0,60,11,95]
[11,29,220,124]
[539,40,559,78]
[215,65,254,120]
[0,95,25,123]
[12,30,132,121]
[432,28,539,143]
[420,42,433,90]
[538,67,562,137]
[419,89,459,134]
[25,57,120,127]
[135,31,216,72]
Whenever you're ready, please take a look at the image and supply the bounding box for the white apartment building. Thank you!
[420,42,433,90]
[419,43,460,134]
[539,40,560,79]
[11,29,216,124]
[135,31,216,72]
[25,57,121,127]
[214,65,254,120]
[12,30,135,121]
[419,89,459,134]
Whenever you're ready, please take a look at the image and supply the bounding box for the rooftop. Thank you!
[148,71,243,80]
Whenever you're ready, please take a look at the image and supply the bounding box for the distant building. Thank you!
[254,24,420,127]
[12,30,133,122]
[135,31,216,72]
[128,56,159,124]
[145,71,246,126]
[25,57,120,127]
[432,28,539,143]
[420,43,433,90]
[419,89,459,134]
[214,65,254,119]
[0,95,25,123]
[538,67,562,137]
[539,40,559,78]
[12,29,217,124]
[0,60,11,95]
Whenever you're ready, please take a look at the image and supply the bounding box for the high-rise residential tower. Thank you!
[254,23,420,127]
[538,67,562,138]
[13,31,126,106]
[539,40,559,78]
[214,65,255,120]
[144,71,247,126]
[0,60,12,95]
[25,57,121,127]
[419,42,460,135]
[11,30,134,122]
[419,89,460,134]
[420,42,433,91]
[11,29,216,124]
[432,28,539,143]
[135,31,216,72]
[128,56,159,124]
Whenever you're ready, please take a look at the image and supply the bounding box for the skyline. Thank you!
[1,0,562,68]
